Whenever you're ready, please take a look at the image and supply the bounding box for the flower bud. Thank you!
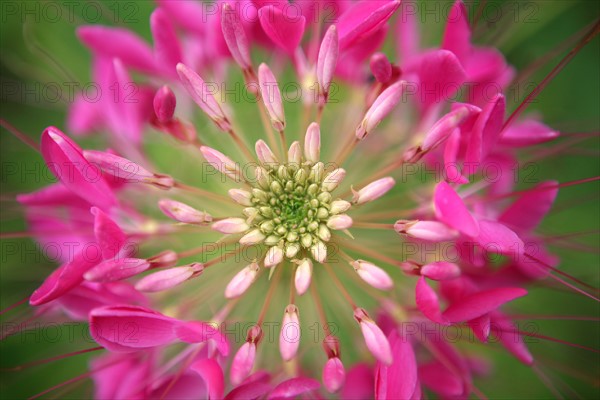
[394,220,458,242]
[258,63,285,131]
[225,262,259,298]
[212,218,249,234]
[356,81,405,139]
[288,141,301,165]
[153,85,176,123]
[370,52,392,84]
[176,63,230,131]
[317,25,339,100]
[159,199,212,224]
[322,168,346,192]
[279,304,300,361]
[221,3,252,70]
[354,307,392,365]
[352,177,395,204]
[231,342,256,385]
[327,214,353,230]
[84,150,174,189]
[323,357,345,393]
[295,259,313,295]
[84,258,150,282]
[311,241,327,263]
[255,139,279,165]
[200,146,241,181]
[304,122,321,163]
[264,246,284,267]
[135,263,203,292]
[420,261,461,281]
[351,260,393,290]
[147,250,178,269]
[228,189,253,207]
[330,200,351,214]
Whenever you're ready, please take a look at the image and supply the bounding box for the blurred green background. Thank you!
[1,0,599,398]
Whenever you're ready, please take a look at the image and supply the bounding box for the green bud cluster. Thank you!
[242,161,342,259]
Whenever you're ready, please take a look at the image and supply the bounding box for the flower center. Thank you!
[246,161,333,256]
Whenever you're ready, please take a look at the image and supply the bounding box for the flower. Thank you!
[3,0,599,399]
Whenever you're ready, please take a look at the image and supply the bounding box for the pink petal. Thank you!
[419,361,464,397]
[468,314,491,342]
[40,127,116,210]
[190,359,225,400]
[475,220,524,256]
[355,308,393,365]
[490,312,534,365]
[156,0,206,34]
[441,0,471,62]
[268,377,320,400]
[77,26,156,73]
[230,342,256,385]
[175,321,230,357]
[434,181,479,237]
[415,276,448,324]
[91,207,126,259]
[465,94,505,165]
[341,364,375,400]
[89,305,179,351]
[30,248,102,305]
[221,2,252,70]
[225,381,271,400]
[500,119,559,146]
[151,8,183,78]
[416,49,466,111]
[337,0,401,50]
[67,94,100,135]
[499,180,558,233]
[258,5,306,54]
[443,287,528,323]
[375,330,418,400]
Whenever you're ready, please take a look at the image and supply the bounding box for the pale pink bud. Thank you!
[84,258,150,282]
[370,52,392,83]
[351,260,393,290]
[279,304,300,361]
[212,218,250,234]
[327,214,353,230]
[295,258,313,295]
[228,189,253,206]
[135,263,203,292]
[153,85,176,123]
[264,246,284,267]
[420,261,461,281]
[330,200,351,214]
[288,141,301,165]
[84,150,174,189]
[225,262,259,298]
[356,81,405,139]
[352,177,395,204]
[255,139,279,165]
[323,357,345,393]
[258,63,285,131]
[221,3,251,70]
[200,146,241,181]
[230,341,256,385]
[304,122,321,163]
[176,63,230,131]
[159,199,212,224]
[422,106,473,151]
[354,308,392,365]
[147,250,178,269]
[394,220,458,242]
[316,25,339,99]
[239,229,266,245]
[322,168,346,192]
[311,241,327,263]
